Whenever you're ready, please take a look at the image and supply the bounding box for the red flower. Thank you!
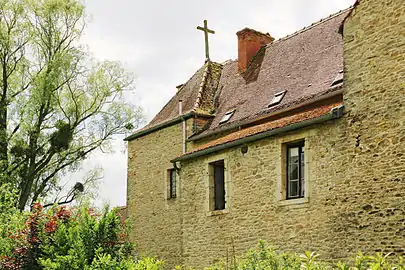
[45,219,57,233]
[31,202,42,212]
[56,207,71,221]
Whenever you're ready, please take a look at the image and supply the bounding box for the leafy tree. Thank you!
[0,0,143,210]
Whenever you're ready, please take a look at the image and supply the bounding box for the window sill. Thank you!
[278,197,309,207]
[166,197,178,203]
[206,209,229,216]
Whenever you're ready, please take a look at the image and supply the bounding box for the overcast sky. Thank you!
[68,0,355,207]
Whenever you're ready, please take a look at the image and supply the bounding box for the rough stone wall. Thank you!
[177,0,405,267]
[180,123,347,268]
[127,0,405,268]
[127,122,188,268]
[333,0,405,257]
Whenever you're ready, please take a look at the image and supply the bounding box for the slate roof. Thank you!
[125,7,351,141]
[193,8,350,139]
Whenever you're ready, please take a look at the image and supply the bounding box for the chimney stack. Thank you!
[236,28,274,73]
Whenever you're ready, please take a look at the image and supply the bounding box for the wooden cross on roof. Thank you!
[197,20,215,62]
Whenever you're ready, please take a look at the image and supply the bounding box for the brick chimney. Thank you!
[236,28,274,73]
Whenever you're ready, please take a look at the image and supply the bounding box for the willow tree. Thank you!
[0,0,142,210]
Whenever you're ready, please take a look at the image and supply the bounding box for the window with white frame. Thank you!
[286,141,305,199]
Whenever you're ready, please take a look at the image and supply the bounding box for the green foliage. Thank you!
[0,0,144,210]
[129,257,165,270]
[205,241,405,270]
[0,185,28,262]
[0,184,30,268]
[206,240,301,270]
[4,185,405,270]
[0,193,162,270]
[34,205,133,269]
[299,251,327,270]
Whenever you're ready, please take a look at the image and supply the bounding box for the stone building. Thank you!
[125,0,405,268]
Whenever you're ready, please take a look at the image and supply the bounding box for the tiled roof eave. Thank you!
[124,111,214,141]
[189,85,343,142]
[172,104,344,163]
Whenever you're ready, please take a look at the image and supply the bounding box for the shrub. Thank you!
[0,184,163,270]
[205,241,405,270]
[0,184,30,269]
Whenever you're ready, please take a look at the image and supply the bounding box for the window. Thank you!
[209,160,226,210]
[331,70,343,86]
[286,142,305,199]
[168,169,177,199]
[268,90,287,107]
[219,110,235,124]
[277,138,308,205]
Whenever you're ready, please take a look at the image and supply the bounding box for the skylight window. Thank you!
[268,90,287,107]
[219,110,235,124]
[331,70,344,86]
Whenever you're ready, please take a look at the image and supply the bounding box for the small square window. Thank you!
[168,169,177,199]
[286,142,305,200]
[268,91,287,107]
[219,110,235,124]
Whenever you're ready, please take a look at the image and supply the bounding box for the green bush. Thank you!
[0,184,163,270]
[0,184,30,268]
[205,241,405,270]
[3,182,405,270]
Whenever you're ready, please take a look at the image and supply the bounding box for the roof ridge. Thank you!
[268,6,354,46]
[212,8,353,67]
[193,62,210,111]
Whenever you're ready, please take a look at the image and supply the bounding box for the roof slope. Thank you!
[145,61,222,129]
[174,101,343,161]
[193,8,350,138]
[126,8,351,141]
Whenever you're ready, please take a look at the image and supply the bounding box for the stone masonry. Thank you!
[127,123,185,266]
[126,0,405,268]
